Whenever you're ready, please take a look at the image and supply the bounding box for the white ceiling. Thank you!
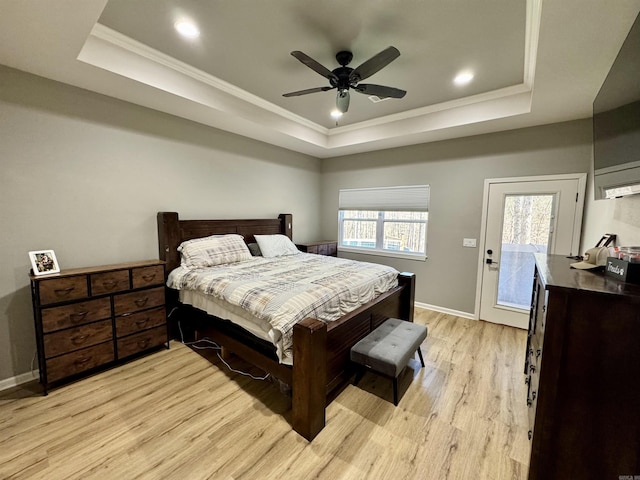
[1,0,639,158]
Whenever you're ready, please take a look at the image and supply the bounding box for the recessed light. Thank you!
[454,71,474,86]
[175,20,200,39]
[331,110,343,119]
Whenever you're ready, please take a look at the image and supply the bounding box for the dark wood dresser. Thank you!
[296,241,337,256]
[526,254,640,479]
[30,260,169,394]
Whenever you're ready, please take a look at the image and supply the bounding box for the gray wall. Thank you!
[321,120,593,315]
[0,66,321,383]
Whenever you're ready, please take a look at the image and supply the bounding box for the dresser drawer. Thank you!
[527,371,540,428]
[46,341,114,382]
[91,269,130,296]
[39,276,88,305]
[41,297,111,333]
[43,319,113,358]
[114,287,165,316]
[116,307,166,338]
[117,326,166,358]
[132,265,164,289]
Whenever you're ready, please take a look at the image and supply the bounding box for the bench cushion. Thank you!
[351,318,427,377]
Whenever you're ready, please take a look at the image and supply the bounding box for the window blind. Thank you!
[338,185,430,212]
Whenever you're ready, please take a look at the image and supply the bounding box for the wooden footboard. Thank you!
[157,212,416,441]
[291,272,415,440]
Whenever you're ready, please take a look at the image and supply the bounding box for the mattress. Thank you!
[167,253,398,364]
[179,289,285,361]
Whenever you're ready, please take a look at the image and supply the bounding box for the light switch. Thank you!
[463,238,477,248]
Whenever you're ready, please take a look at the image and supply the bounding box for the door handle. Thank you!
[486,258,499,265]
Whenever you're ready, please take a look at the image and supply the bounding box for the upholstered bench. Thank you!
[351,318,428,405]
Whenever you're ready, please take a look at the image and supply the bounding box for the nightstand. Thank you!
[296,241,337,257]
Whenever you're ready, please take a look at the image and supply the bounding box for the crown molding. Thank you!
[78,1,542,156]
[89,23,328,135]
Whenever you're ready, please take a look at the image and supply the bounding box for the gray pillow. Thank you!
[247,242,262,256]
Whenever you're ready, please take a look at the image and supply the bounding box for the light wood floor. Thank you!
[0,309,531,480]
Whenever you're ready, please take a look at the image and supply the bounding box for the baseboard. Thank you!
[0,370,39,392]
[415,302,476,320]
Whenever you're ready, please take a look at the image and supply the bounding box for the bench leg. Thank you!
[393,376,399,406]
[417,347,425,368]
[353,366,365,386]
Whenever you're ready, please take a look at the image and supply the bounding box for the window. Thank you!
[338,185,429,260]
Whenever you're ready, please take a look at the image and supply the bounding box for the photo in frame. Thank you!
[28,250,60,276]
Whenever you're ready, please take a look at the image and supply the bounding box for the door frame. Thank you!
[473,173,587,320]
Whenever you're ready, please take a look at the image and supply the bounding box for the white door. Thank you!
[478,174,586,329]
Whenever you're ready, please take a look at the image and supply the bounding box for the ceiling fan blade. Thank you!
[350,46,401,82]
[290,51,339,82]
[354,84,406,99]
[283,86,335,97]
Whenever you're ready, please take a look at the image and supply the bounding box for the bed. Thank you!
[157,212,416,440]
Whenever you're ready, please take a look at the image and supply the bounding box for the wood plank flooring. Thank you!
[0,309,531,479]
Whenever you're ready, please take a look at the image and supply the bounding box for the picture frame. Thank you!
[28,250,60,276]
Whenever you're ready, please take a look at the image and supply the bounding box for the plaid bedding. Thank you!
[167,253,398,363]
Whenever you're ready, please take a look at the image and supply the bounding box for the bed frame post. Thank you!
[292,317,327,441]
[157,212,181,273]
[279,213,293,240]
[398,272,416,322]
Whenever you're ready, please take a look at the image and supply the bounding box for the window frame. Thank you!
[337,185,429,261]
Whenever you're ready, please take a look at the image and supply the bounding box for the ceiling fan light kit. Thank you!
[283,46,406,114]
[336,89,350,113]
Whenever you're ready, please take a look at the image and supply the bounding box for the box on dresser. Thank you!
[525,254,640,480]
[605,257,640,284]
[30,260,169,394]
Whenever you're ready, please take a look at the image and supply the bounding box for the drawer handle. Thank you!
[71,334,90,345]
[69,311,88,323]
[134,298,149,307]
[527,398,532,407]
[74,356,92,366]
[135,318,150,328]
[531,391,537,401]
[54,287,75,296]
[102,281,118,290]
[528,430,533,441]
[529,365,536,373]
[141,274,156,282]
[137,338,151,349]
[536,349,541,358]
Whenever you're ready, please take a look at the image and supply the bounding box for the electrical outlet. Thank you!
[463,238,477,248]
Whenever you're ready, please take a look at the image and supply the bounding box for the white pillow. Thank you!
[254,234,300,258]
[178,234,251,268]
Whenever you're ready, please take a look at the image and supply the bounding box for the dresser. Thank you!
[30,260,168,394]
[296,241,337,256]
[525,254,640,480]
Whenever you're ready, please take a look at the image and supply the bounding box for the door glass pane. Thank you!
[497,194,554,309]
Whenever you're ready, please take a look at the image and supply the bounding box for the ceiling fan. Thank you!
[283,46,406,114]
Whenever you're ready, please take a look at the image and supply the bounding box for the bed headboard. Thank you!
[157,212,293,274]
